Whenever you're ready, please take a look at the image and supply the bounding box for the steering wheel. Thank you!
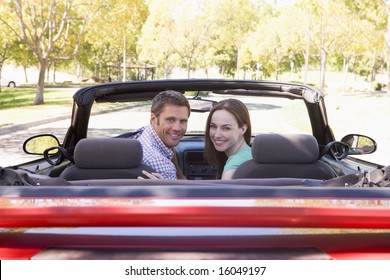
[43,146,74,166]
[319,141,350,161]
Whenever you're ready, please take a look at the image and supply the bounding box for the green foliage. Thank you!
[84,0,149,81]
[0,0,388,88]
[213,50,237,78]
[374,81,385,91]
[342,0,387,30]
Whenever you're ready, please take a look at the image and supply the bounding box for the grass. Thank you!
[0,86,77,127]
[0,87,75,109]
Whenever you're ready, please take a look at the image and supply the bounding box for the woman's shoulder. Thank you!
[236,145,252,158]
[228,146,252,163]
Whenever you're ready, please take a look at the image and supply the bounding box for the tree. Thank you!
[342,0,388,91]
[138,0,216,78]
[84,0,148,82]
[10,41,38,84]
[0,29,11,92]
[244,4,307,80]
[0,0,101,104]
[301,0,352,91]
[338,14,384,91]
[209,0,262,78]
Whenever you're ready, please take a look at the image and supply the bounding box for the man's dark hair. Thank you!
[151,90,190,117]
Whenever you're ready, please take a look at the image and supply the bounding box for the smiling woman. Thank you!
[204,98,252,179]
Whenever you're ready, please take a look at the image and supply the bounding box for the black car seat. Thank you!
[60,138,154,181]
[233,133,337,180]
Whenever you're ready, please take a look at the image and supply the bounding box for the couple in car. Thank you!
[130,90,252,180]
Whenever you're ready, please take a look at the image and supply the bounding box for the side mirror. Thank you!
[341,134,377,155]
[23,134,60,155]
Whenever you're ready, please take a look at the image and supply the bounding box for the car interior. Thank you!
[8,130,384,191]
[59,138,155,181]
[8,80,385,189]
[56,132,339,182]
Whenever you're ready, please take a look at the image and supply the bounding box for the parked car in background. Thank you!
[0,77,19,88]
[0,79,390,260]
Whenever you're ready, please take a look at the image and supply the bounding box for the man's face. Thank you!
[151,104,189,148]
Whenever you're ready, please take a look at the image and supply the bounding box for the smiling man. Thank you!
[131,90,190,179]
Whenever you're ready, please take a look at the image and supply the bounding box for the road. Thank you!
[325,91,390,166]
[0,118,70,167]
[1,91,389,167]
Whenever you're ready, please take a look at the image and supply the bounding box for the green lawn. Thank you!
[0,87,79,127]
[0,87,75,110]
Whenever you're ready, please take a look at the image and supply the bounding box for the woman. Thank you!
[205,99,252,179]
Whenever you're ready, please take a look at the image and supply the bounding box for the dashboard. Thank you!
[176,136,217,180]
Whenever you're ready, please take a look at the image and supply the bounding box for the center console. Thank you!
[176,137,217,180]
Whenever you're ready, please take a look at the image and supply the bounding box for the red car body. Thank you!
[2,190,390,260]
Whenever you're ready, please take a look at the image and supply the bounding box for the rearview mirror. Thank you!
[341,134,377,155]
[188,98,216,112]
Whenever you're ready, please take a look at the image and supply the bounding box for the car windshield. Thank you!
[88,92,311,138]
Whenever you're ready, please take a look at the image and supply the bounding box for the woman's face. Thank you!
[209,109,246,157]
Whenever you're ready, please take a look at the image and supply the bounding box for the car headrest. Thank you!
[252,133,319,164]
[74,138,143,169]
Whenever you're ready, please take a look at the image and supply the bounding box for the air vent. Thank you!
[184,151,206,164]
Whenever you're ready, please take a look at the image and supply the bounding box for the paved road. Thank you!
[1,91,389,167]
[325,92,390,166]
[0,118,70,167]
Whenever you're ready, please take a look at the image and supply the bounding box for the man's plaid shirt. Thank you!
[130,125,176,179]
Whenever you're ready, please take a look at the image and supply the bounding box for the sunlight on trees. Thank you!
[0,0,102,104]
[0,0,389,104]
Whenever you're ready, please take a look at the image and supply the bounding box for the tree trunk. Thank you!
[186,57,192,79]
[99,62,102,82]
[380,55,385,84]
[77,61,82,82]
[46,65,50,82]
[275,53,280,81]
[0,67,2,92]
[34,61,47,105]
[320,49,327,92]
[369,51,377,92]
[53,63,57,84]
[304,9,312,84]
[387,48,390,93]
[186,65,191,78]
[385,1,390,93]
[123,35,126,82]
[23,66,28,83]
[342,56,350,93]
[235,47,240,79]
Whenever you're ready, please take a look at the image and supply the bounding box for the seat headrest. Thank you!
[252,133,319,164]
[74,138,143,169]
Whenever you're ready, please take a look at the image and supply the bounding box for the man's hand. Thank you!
[138,170,164,180]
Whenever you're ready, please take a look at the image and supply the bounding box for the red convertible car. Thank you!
[1,79,389,261]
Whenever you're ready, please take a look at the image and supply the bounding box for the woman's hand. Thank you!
[221,169,235,180]
[138,170,164,180]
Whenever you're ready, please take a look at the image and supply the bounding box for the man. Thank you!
[130,90,190,179]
